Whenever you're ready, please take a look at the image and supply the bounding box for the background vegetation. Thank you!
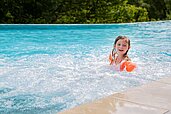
[0,0,171,24]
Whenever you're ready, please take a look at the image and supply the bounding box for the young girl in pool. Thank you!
[109,36,136,72]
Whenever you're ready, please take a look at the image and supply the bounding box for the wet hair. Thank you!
[112,36,131,60]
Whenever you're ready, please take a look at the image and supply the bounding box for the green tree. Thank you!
[0,0,169,23]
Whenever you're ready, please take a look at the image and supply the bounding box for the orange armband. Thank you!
[109,53,113,65]
[120,61,136,72]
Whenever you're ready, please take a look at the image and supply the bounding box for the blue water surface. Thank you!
[0,21,171,114]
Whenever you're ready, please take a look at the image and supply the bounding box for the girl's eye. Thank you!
[118,44,121,46]
[123,44,127,47]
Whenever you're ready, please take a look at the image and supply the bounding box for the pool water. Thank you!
[0,21,171,114]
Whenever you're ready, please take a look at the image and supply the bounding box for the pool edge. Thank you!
[58,76,171,114]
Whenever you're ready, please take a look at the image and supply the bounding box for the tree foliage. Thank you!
[0,0,170,24]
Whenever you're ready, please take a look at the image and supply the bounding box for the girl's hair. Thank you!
[112,36,131,60]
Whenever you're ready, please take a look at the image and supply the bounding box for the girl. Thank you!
[109,36,136,72]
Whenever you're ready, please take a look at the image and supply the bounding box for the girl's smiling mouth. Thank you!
[118,49,124,51]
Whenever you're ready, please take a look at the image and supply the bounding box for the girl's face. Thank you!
[114,39,130,56]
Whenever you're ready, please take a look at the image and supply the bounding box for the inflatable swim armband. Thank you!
[120,61,136,72]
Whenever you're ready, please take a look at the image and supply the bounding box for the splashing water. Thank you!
[0,21,171,114]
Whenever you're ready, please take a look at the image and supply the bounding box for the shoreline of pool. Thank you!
[58,76,171,114]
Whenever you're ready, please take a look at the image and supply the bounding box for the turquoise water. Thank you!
[0,21,171,114]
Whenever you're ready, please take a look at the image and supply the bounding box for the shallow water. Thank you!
[0,21,171,114]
